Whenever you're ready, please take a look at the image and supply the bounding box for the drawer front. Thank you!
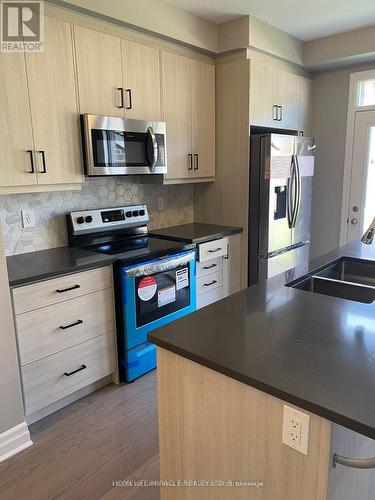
[16,288,115,366]
[197,286,223,309]
[197,270,223,296]
[198,238,228,263]
[197,257,223,278]
[12,266,112,315]
[22,333,116,415]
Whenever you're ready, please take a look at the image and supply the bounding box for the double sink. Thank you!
[287,257,375,304]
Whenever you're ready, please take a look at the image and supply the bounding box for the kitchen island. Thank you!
[149,241,375,500]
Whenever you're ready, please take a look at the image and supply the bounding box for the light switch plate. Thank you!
[282,405,310,455]
[21,209,35,228]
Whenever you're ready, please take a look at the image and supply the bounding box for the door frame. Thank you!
[340,69,375,245]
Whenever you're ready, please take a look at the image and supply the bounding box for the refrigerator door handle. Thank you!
[291,155,302,228]
[287,157,294,229]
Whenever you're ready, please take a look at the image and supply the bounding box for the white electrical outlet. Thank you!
[158,197,164,211]
[21,209,35,228]
[282,405,310,455]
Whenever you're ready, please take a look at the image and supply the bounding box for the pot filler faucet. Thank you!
[361,216,375,245]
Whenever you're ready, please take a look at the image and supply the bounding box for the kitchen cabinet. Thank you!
[0,16,82,190]
[121,39,161,121]
[250,58,308,132]
[25,16,82,185]
[162,51,215,182]
[74,26,123,116]
[0,52,35,187]
[298,76,314,137]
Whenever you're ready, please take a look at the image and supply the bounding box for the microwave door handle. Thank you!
[147,126,158,172]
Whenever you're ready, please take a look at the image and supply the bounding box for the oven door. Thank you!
[121,250,196,350]
[82,114,167,175]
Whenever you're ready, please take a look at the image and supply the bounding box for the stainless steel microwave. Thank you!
[81,114,167,176]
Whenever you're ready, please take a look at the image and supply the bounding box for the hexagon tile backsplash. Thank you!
[0,177,194,256]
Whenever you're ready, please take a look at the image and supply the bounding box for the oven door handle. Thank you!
[147,126,158,172]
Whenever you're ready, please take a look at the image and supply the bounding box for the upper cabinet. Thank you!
[298,77,314,137]
[121,40,161,121]
[74,28,162,122]
[249,58,313,135]
[74,26,124,117]
[0,15,82,190]
[162,51,215,183]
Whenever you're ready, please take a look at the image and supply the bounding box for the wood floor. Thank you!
[0,371,160,500]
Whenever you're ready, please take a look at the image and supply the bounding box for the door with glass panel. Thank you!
[347,110,375,242]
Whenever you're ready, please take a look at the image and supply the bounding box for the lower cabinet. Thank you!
[12,266,117,417]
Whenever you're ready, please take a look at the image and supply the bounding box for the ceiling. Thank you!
[163,0,375,41]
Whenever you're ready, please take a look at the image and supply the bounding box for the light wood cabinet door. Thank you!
[191,60,215,178]
[122,40,161,121]
[162,51,192,180]
[298,76,314,137]
[249,59,278,127]
[277,69,300,130]
[74,25,123,116]
[25,16,82,185]
[0,53,36,187]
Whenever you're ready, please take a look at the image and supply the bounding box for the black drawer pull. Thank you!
[203,264,217,270]
[64,364,86,377]
[203,280,217,287]
[59,319,83,330]
[56,284,80,293]
[208,248,222,253]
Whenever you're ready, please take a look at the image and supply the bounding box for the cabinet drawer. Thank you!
[198,238,227,263]
[196,257,223,278]
[197,270,223,296]
[197,286,223,309]
[12,266,112,315]
[22,333,116,415]
[16,289,115,366]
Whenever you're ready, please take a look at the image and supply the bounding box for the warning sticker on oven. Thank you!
[176,267,189,290]
[158,285,176,307]
[137,276,157,301]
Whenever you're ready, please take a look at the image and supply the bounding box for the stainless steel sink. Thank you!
[286,258,375,304]
[314,257,375,287]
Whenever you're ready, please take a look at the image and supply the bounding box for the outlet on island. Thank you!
[282,405,310,455]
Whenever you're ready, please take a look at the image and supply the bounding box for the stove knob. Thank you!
[132,210,139,217]
[139,209,145,216]
[77,216,85,225]
[126,211,132,218]
[85,215,93,223]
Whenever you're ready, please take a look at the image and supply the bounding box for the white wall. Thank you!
[310,62,375,258]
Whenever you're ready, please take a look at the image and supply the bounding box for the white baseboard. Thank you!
[0,421,32,463]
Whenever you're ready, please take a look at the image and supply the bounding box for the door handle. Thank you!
[333,453,375,469]
[27,150,35,173]
[59,319,83,330]
[188,154,193,171]
[38,150,47,173]
[56,284,80,293]
[291,155,301,227]
[194,153,199,170]
[125,89,132,110]
[272,105,278,121]
[277,105,283,121]
[64,364,86,377]
[287,158,294,229]
[208,248,222,253]
[116,87,124,108]
[146,126,158,172]
[203,280,217,287]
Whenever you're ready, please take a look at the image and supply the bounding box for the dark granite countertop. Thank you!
[149,222,242,244]
[7,247,117,287]
[149,241,375,440]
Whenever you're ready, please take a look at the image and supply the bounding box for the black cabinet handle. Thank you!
[194,153,199,170]
[203,280,217,287]
[59,319,83,330]
[27,150,35,173]
[203,264,217,270]
[38,150,47,173]
[125,89,132,110]
[56,284,80,293]
[64,364,86,377]
[208,248,222,253]
[188,154,193,171]
[116,87,124,108]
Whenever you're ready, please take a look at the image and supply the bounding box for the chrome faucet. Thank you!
[361,216,375,245]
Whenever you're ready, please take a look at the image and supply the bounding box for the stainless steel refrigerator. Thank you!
[248,133,316,285]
